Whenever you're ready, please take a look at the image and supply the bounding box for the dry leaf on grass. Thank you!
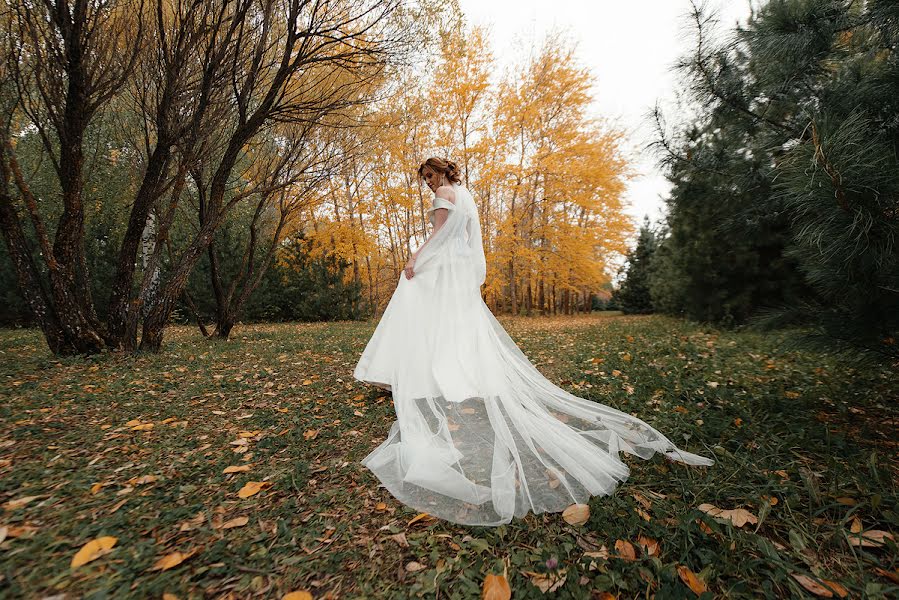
[220,516,249,529]
[791,573,849,598]
[677,565,707,595]
[128,475,158,485]
[237,481,272,498]
[562,503,589,526]
[635,507,652,521]
[71,536,117,568]
[223,465,251,474]
[407,512,435,526]
[698,503,758,527]
[636,535,660,557]
[3,495,41,510]
[522,569,567,593]
[583,545,609,560]
[614,539,636,561]
[151,549,197,571]
[282,592,313,600]
[873,567,899,585]
[482,573,511,600]
[632,492,652,509]
[846,529,894,547]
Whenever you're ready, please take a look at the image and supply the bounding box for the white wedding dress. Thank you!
[353,182,714,526]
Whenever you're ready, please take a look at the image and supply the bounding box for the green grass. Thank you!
[0,314,896,599]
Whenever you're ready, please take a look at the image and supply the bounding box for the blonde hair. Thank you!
[418,157,462,185]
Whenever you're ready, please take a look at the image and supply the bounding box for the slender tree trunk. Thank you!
[0,186,72,354]
[551,282,556,315]
[107,144,173,350]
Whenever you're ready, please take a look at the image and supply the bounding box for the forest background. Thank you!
[0,0,896,364]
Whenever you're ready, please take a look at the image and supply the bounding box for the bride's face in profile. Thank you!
[420,167,445,192]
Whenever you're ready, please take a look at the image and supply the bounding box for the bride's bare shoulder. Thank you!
[435,185,456,203]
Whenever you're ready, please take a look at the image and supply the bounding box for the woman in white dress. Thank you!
[354,157,714,526]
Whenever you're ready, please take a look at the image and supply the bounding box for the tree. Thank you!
[0,0,417,355]
[613,217,657,314]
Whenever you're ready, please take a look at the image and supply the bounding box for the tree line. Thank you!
[614,0,898,362]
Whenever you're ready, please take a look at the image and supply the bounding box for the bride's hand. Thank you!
[404,256,416,280]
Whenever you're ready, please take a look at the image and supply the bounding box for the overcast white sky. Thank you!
[457,0,755,233]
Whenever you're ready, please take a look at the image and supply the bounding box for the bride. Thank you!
[353,157,714,526]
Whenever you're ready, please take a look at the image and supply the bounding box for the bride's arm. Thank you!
[411,187,456,262]
[412,207,450,261]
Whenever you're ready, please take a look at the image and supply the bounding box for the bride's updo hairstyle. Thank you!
[418,157,462,185]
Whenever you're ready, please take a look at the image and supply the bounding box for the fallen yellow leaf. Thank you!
[847,529,894,547]
[221,516,249,529]
[407,512,435,526]
[4,495,41,510]
[791,573,848,598]
[129,475,158,485]
[223,465,252,474]
[282,592,313,600]
[632,492,652,510]
[614,539,636,561]
[636,535,660,557]
[482,572,511,600]
[677,564,707,595]
[698,503,758,528]
[562,503,589,526]
[151,549,197,571]
[237,481,272,499]
[71,536,117,568]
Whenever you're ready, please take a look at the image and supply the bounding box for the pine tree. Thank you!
[655,0,898,361]
[613,217,657,314]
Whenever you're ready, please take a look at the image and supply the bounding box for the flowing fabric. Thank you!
[354,182,714,526]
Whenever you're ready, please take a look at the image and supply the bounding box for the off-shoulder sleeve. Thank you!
[427,197,456,213]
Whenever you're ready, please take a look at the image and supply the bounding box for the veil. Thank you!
[459,184,487,287]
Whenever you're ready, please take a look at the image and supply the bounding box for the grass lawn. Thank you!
[0,314,896,599]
